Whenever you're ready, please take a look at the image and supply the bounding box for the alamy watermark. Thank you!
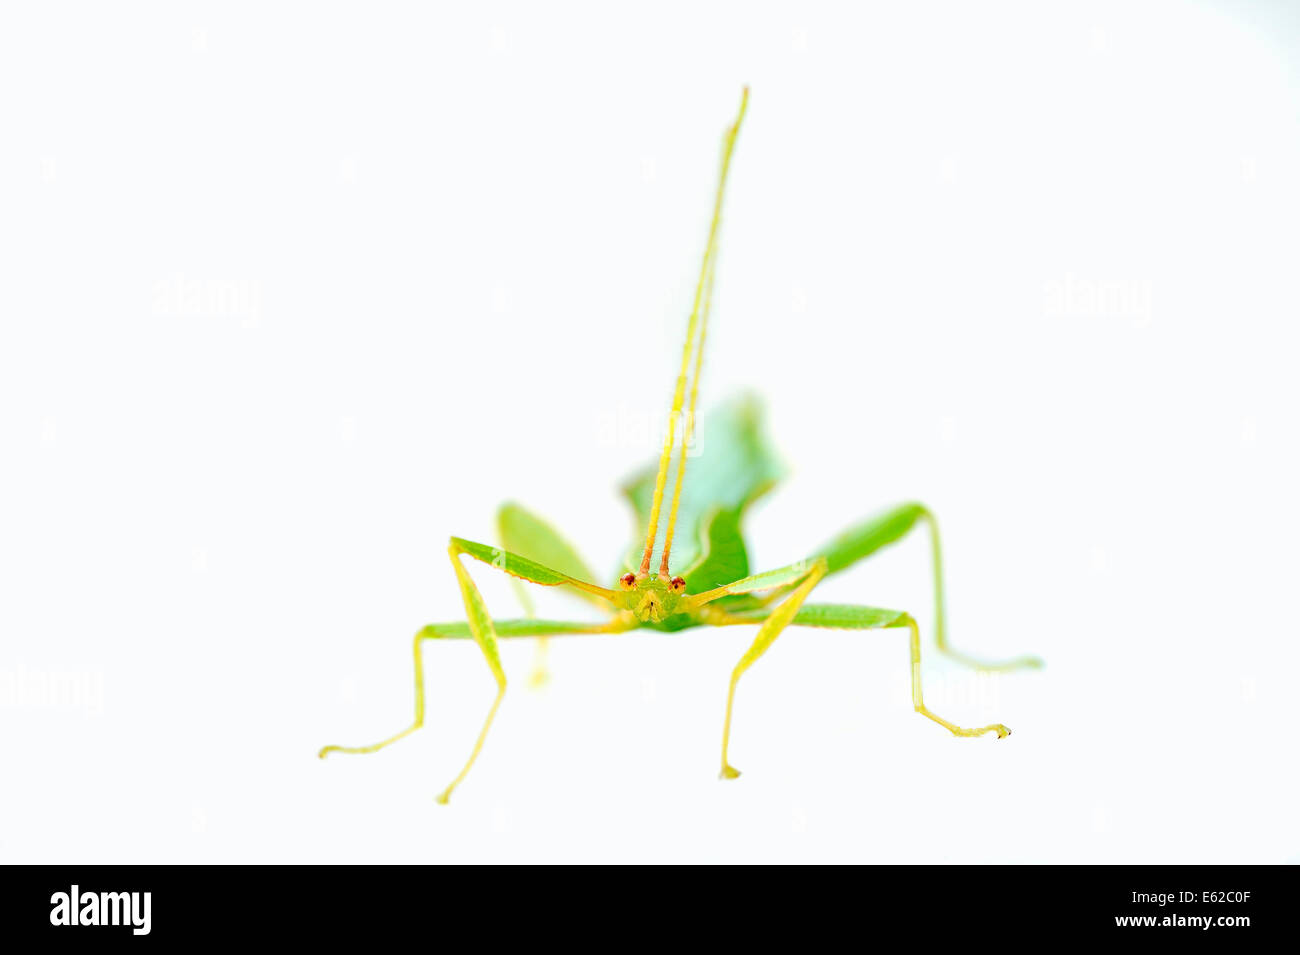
[50,885,150,935]
[0,665,104,716]
[152,273,262,328]
[595,405,704,456]
[1044,273,1152,327]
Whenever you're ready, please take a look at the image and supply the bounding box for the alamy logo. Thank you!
[49,885,151,936]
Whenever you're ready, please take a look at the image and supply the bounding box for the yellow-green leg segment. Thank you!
[702,595,1010,778]
[319,536,631,803]
[713,558,828,779]
[904,615,1010,738]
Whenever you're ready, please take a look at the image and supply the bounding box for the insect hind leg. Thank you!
[812,502,1043,672]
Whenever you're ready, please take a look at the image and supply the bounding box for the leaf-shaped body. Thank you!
[620,394,784,591]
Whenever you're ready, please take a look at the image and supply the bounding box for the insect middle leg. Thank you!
[703,601,1010,776]
[318,613,632,800]
[810,502,1042,671]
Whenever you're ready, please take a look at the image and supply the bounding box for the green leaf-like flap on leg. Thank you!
[498,501,605,607]
[451,538,571,586]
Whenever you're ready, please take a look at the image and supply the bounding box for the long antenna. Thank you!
[638,87,749,577]
[659,252,714,577]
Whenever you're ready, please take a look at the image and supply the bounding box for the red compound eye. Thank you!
[669,576,686,592]
[620,573,637,588]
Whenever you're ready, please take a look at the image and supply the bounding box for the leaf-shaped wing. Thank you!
[619,394,784,578]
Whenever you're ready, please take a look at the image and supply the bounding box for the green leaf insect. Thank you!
[319,88,1042,803]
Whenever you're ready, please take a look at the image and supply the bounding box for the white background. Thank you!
[3,1,1298,863]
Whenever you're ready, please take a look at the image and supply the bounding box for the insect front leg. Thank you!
[811,502,1043,671]
[431,541,512,804]
[702,558,829,780]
